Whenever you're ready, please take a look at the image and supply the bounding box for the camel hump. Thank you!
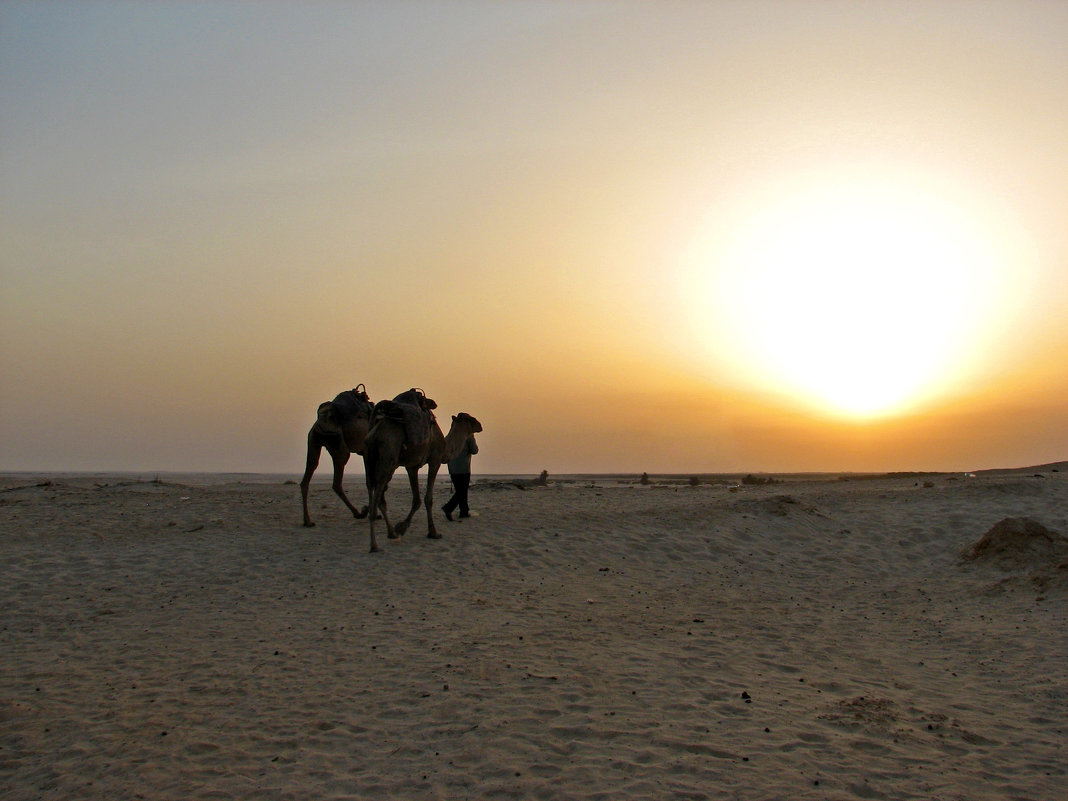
[371,399,406,426]
[330,386,373,422]
[392,387,437,411]
[374,391,435,448]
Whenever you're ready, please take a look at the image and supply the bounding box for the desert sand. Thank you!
[2,468,1066,800]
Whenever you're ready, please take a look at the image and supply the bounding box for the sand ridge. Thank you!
[1,471,1066,800]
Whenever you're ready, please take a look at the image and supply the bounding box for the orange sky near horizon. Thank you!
[1,1,1066,475]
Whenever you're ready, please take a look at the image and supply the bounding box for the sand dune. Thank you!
[2,470,1065,800]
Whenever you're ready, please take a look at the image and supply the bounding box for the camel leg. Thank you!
[392,467,422,538]
[325,440,369,519]
[366,477,395,553]
[425,461,441,539]
[366,482,382,553]
[300,431,324,527]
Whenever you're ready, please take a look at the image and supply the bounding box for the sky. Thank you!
[1,1,1066,475]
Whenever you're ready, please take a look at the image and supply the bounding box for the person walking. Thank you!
[442,433,478,521]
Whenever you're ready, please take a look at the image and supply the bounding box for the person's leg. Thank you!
[457,472,472,517]
[443,471,461,521]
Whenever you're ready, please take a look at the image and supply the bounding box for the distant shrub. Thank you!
[742,474,778,485]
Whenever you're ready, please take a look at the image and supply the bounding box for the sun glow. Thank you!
[681,169,1031,419]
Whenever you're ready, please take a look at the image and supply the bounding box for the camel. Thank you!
[362,388,483,552]
[299,384,374,527]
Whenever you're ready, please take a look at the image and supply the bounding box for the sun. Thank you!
[680,168,1027,419]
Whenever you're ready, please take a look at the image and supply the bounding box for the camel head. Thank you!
[452,413,483,434]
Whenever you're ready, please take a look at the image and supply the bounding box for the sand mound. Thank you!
[737,494,824,518]
[961,517,1068,566]
[1028,559,1068,591]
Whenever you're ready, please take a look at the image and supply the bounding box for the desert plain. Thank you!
[1,466,1066,800]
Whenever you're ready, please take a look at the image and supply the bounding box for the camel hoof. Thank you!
[428,531,442,540]
[303,521,316,528]
[354,506,369,519]
[394,521,409,537]
[369,543,380,553]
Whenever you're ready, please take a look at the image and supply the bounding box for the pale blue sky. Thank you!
[2,1,1066,474]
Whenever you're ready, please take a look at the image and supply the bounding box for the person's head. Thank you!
[452,413,482,433]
